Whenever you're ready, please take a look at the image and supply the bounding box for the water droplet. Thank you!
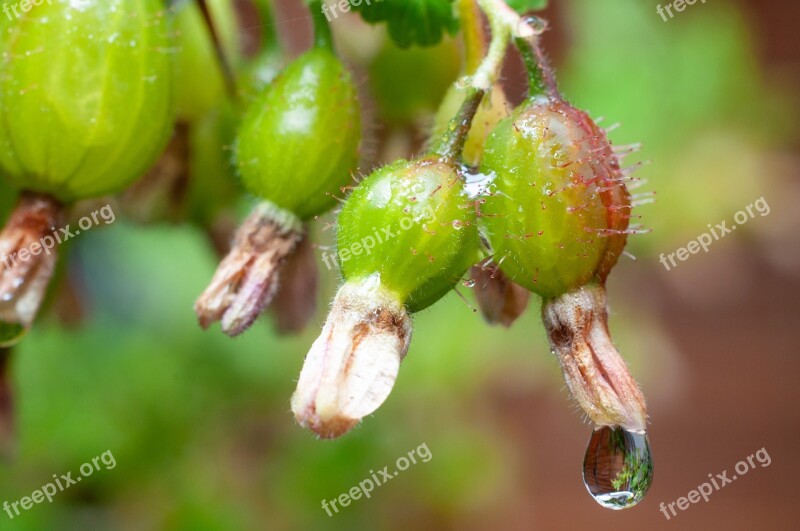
[522,16,548,34]
[583,425,653,510]
[462,279,475,288]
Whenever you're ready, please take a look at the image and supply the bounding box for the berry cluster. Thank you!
[0,0,652,508]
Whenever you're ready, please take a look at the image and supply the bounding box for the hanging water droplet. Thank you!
[522,16,548,34]
[583,425,653,510]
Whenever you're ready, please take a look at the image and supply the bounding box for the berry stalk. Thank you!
[196,0,238,100]
[514,31,560,100]
[432,86,486,164]
[471,0,539,91]
[458,0,488,74]
[253,0,280,52]
[307,0,334,50]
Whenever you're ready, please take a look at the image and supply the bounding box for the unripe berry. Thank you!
[480,95,631,298]
[292,156,479,438]
[0,0,173,343]
[337,157,478,311]
[196,37,361,336]
[479,84,646,432]
[235,48,361,220]
[186,107,241,229]
[237,48,283,105]
[0,0,173,202]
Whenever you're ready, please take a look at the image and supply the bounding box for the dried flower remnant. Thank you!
[471,259,531,327]
[291,277,411,438]
[269,234,319,335]
[542,285,646,432]
[0,193,63,346]
[195,203,303,336]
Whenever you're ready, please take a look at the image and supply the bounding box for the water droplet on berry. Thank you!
[583,425,653,510]
[522,16,548,34]
[463,279,475,288]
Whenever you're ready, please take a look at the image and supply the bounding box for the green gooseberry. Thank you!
[480,95,632,299]
[234,47,361,220]
[0,0,174,202]
[337,157,479,312]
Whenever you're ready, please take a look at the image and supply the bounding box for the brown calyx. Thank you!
[0,192,64,345]
[471,259,531,327]
[195,202,303,337]
[542,284,646,432]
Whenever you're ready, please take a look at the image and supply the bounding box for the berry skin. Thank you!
[235,47,361,221]
[0,0,173,202]
[480,95,631,299]
[336,157,478,312]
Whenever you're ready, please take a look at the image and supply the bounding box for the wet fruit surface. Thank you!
[0,0,173,201]
[235,47,361,220]
[480,95,630,298]
[337,157,477,310]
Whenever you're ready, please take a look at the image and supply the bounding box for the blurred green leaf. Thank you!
[353,0,459,48]
[506,0,548,13]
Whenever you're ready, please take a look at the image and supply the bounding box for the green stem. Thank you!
[254,0,279,52]
[471,0,539,90]
[432,87,486,164]
[458,0,487,75]
[307,0,334,50]
[514,34,559,99]
[196,0,238,100]
[433,0,546,163]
